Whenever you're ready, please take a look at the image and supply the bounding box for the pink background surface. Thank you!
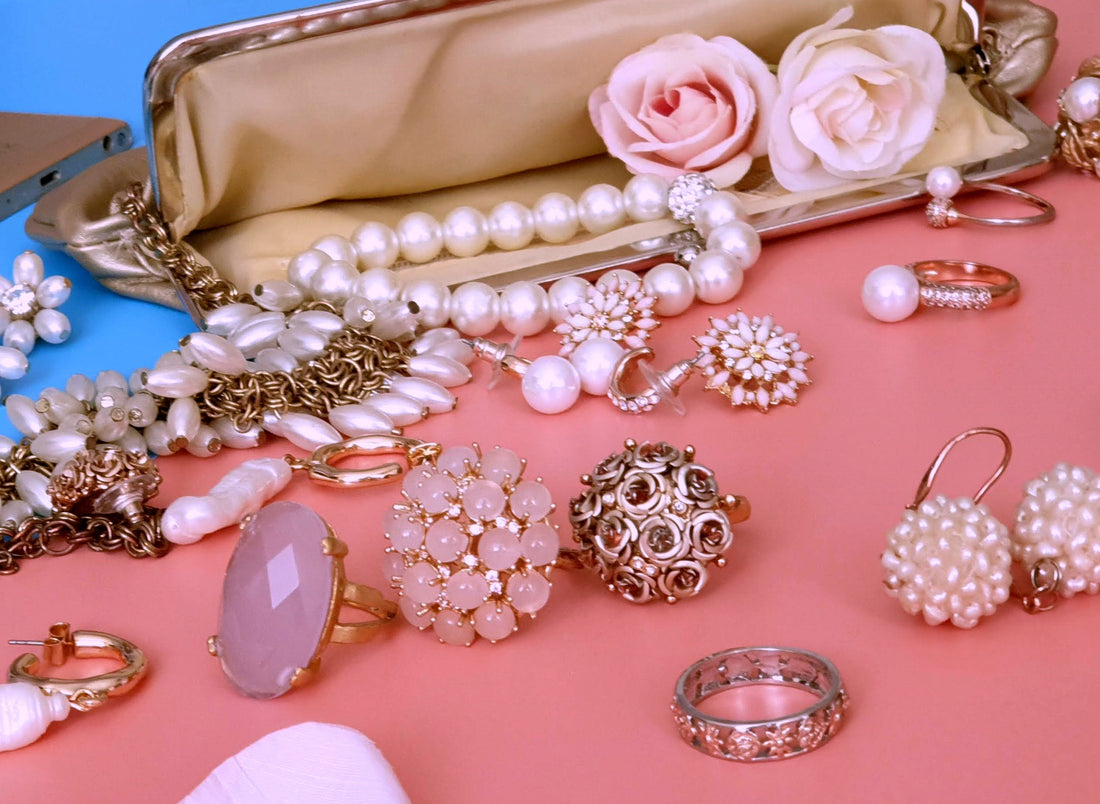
[4,1,1100,801]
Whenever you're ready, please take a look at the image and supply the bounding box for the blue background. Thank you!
[0,2,306,440]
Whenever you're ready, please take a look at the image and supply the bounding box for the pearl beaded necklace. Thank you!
[280,173,762,414]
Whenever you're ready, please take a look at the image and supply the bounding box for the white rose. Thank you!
[768,6,947,191]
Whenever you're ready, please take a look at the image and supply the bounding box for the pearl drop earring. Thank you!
[881,427,1015,628]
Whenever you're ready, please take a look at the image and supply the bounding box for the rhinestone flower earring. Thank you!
[608,311,812,414]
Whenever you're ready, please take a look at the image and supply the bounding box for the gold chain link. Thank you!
[0,510,169,575]
[0,441,54,501]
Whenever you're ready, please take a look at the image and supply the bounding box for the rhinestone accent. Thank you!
[919,283,992,310]
[668,173,718,224]
[925,198,955,228]
[0,284,38,318]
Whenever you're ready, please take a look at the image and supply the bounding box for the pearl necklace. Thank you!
[281,173,762,414]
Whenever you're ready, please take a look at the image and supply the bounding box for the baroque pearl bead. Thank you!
[862,264,920,322]
[0,682,70,752]
[521,355,581,414]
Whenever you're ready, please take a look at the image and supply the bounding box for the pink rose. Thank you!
[589,33,778,188]
[768,7,947,191]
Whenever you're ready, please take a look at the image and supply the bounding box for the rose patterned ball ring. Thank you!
[566,439,749,603]
[384,444,559,646]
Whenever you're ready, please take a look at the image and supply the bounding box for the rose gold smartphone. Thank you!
[0,111,132,221]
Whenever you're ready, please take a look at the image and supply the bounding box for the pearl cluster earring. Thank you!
[0,251,74,392]
[881,428,1100,628]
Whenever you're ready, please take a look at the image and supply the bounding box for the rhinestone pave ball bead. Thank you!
[385,445,558,646]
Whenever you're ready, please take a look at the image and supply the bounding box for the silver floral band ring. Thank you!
[671,646,848,762]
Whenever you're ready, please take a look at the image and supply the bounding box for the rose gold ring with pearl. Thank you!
[208,501,398,699]
[861,260,1020,323]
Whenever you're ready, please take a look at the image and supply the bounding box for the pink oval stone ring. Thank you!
[209,500,398,699]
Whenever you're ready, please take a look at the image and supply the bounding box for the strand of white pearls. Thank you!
[279,172,761,342]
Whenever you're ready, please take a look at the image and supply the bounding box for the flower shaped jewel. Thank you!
[693,311,812,411]
[554,274,659,357]
[1,251,72,355]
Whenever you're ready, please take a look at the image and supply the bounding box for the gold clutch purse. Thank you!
[25,0,1054,315]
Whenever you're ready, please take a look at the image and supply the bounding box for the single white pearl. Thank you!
[253,347,299,373]
[166,397,201,449]
[577,184,626,234]
[488,202,535,251]
[11,251,44,287]
[352,268,401,303]
[643,262,695,316]
[533,192,580,243]
[449,282,500,336]
[0,682,70,752]
[499,281,550,336]
[596,269,641,290]
[287,310,345,334]
[569,338,624,395]
[185,424,222,458]
[229,311,286,357]
[5,395,49,437]
[406,353,472,387]
[401,280,452,329]
[396,211,444,263]
[286,248,328,295]
[861,264,920,322]
[689,250,744,304]
[143,365,210,397]
[521,355,581,414]
[351,221,400,269]
[442,206,491,258]
[692,191,746,238]
[1062,76,1100,124]
[278,326,329,360]
[310,259,358,302]
[310,234,357,265]
[925,166,963,199]
[623,174,670,222]
[361,392,427,426]
[547,276,591,323]
[706,221,762,270]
